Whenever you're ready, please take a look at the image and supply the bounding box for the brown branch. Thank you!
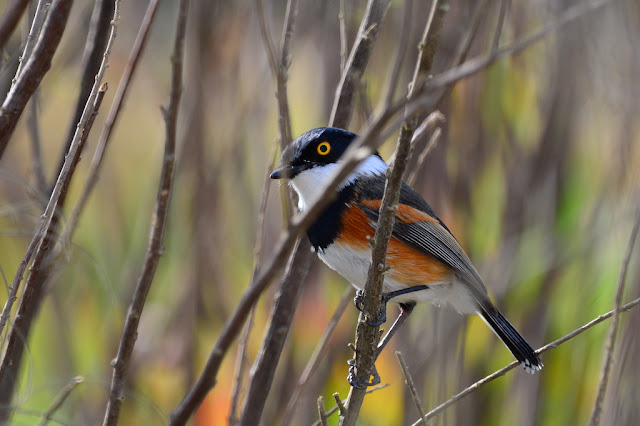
[309,384,389,426]
[239,238,312,425]
[101,0,188,424]
[59,0,161,249]
[588,205,640,426]
[340,3,447,424]
[0,0,72,159]
[14,0,51,87]
[422,0,614,94]
[382,0,412,109]
[52,0,115,192]
[0,0,30,53]
[339,80,416,426]
[37,376,83,426]
[329,0,391,128]
[396,351,427,422]
[228,154,276,423]
[317,396,329,426]
[0,81,108,421]
[411,295,640,425]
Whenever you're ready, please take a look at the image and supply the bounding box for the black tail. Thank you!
[479,305,543,373]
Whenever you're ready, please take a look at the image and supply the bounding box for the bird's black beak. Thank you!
[269,167,286,179]
[269,163,312,180]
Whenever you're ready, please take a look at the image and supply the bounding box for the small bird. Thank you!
[270,127,542,387]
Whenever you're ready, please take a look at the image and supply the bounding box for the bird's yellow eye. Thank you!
[317,141,331,155]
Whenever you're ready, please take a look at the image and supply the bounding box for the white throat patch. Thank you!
[290,155,387,210]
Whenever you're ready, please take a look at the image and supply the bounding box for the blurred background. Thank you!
[0,0,639,424]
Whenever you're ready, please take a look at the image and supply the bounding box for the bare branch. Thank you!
[52,0,115,192]
[382,0,413,109]
[338,0,347,72]
[330,0,391,128]
[0,0,72,159]
[588,204,640,426]
[0,0,30,53]
[310,385,389,426]
[396,351,427,422]
[102,0,188,423]
[37,376,83,426]
[14,0,51,84]
[340,3,448,424]
[59,0,161,248]
[239,239,311,425]
[0,79,108,421]
[411,295,640,425]
[317,396,328,426]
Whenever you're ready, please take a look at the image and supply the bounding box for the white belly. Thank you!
[318,242,477,314]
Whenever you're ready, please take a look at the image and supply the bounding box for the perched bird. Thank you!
[270,127,542,387]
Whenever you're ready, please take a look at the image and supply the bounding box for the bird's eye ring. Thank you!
[317,141,331,155]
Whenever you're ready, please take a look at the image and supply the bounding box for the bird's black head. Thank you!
[270,127,358,179]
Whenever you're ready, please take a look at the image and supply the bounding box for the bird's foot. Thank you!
[347,359,381,389]
[353,290,390,326]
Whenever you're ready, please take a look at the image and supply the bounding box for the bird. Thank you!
[270,127,542,387]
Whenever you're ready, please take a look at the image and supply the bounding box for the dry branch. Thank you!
[588,206,640,425]
[60,0,161,248]
[340,2,446,424]
[101,0,188,424]
[329,0,391,128]
[37,376,83,426]
[0,81,108,421]
[0,0,72,159]
[0,0,30,53]
[239,239,311,425]
[53,0,115,191]
[411,295,640,425]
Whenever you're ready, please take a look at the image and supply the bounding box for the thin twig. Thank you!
[228,308,255,424]
[411,294,640,425]
[0,0,72,159]
[27,90,46,194]
[338,0,348,72]
[340,3,447,424]
[13,0,50,86]
[588,205,640,426]
[282,287,353,425]
[421,0,614,95]
[396,351,428,422]
[59,0,161,249]
[382,0,413,109]
[239,239,312,426]
[0,0,30,53]
[491,0,509,52]
[0,80,108,421]
[329,0,391,128]
[309,384,389,426]
[37,376,83,426]
[102,0,188,424]
[52,0,115,192]
[229,153,276,423]
[333,392,347,417]
[407,126,442,186]
[317,396,328,426]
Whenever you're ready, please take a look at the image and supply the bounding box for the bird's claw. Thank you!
[353,290,390,326]
[347,359,381,389]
